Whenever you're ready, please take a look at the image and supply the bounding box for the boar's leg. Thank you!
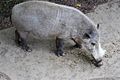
[15,30,32,52]
[71,38,82,48]
[55,37,65,56]
[73,44,82,48]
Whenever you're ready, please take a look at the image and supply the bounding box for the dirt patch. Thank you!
[90,77,120,80]
[0,72,11,80]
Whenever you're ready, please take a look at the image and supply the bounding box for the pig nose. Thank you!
[91,42,96,46]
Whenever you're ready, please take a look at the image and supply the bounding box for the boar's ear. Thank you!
[83,33,90,39]
[97,24,99,29]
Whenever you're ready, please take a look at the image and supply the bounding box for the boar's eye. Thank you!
[83,33,90,39]
[97,24,99,29]
[91,42,96,46]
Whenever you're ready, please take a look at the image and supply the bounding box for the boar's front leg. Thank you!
[71,38,82,48]
[15,30,32,52]
[55,37,65,56]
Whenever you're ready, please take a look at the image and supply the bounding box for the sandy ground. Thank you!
[0,1,120,80]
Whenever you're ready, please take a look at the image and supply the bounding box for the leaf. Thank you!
[75,3,81,8]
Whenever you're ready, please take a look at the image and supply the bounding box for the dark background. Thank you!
[0,0,108,30]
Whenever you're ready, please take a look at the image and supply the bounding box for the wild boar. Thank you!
[11,1,106,67]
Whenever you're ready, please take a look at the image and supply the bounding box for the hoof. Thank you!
[22,46,32,52]
[92,59,103,67]
[26,47,32,52]
[55,50,65,57]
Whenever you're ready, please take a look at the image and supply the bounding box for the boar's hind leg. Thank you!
[55,37,65,56]
[15,30,32,52]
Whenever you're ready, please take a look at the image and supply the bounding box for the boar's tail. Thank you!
[10,15,12,25]
[9,15,14,27]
